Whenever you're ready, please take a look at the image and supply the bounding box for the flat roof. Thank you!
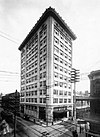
[18,7,76,51]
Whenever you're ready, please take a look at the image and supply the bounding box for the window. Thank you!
[43,89,46,95]
[59,90,63,95]
[59,74,63,79]
[40,90,42,95]
[54,72,58,78]
[43,80,46,86]
[60,33,64,40]
[54,37,59,44]
[54,27,59,36]
[54,45,59,53]
[68,92,71,96]
[60,50,63,56]
[53,89,58,95]
[35,98,37,103]
[64,91,67,95]
[35,83,37,88]
[60,58,63,64]
[53,98,58,103]
[40,73,42,79]
[68,99,71,103]
[43,72,46,78]
[54,54,59,61]
[54,63,58,70]
[64,99,67,103]
[40,82,42,87]
[40,98,42,103]
[54,81,58,86]
[59,82,63,87]
[43,98,46,103]
[59,98,63,103]
[60,42,64,49]
[64,83,67,88]
[65,61,67,66]
[64,76,67,81]
[64,68,67,74]
[59,66,63,72]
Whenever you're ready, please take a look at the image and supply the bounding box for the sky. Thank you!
[0,0,100,94]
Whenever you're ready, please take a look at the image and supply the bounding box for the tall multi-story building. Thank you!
[18,7,76,124]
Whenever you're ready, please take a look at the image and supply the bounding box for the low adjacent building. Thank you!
[1,90,20,115]
[85,70,100,136]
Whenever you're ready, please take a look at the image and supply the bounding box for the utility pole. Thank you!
[14,111,16,137]
[13,90,19,137]
[71,68,80,123]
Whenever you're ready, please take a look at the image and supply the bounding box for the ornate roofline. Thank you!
[18,7,76,51]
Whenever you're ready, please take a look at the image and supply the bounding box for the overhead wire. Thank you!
[0,30,20,45]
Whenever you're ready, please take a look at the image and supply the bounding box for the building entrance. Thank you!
[39,107,46,121]
[53,111,67,121]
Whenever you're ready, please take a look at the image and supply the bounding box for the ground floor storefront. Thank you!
[20,104,73,124]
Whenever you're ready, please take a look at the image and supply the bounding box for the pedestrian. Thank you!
[74,130,78,137]
[72,130,78,137]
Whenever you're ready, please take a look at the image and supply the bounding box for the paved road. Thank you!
[17,117,74,137]
[1,117,75,137]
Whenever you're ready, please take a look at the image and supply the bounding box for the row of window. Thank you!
[53,89,71,96]
[25,105,37,111]
[26,90,37,96]
[21,87,25,91]
[26,44,38,56]
[21,97,71,104]
[40,54,47,63]
[26,98,37,103]
[21,80,25,85]
[26,75,37,84]
[26,34,38,52]
[21,57,25,64]
[20,88,71,96]
[21,69,25,75]
[40,89,46,95]
[40,63,46,71]
[26,83,37,90]
[40,72,46,79]
[26,68,37,78]
[54,72,70,81]
[40,45,47,56]
[21,49,25,58]
[26,62,37,71]
[54,54,71,67]
[40,36,47,48]
[39,25,47,40]
[54,36,71,53]
[54,45,71,61]
[54,81,71,89]
[54,22,72,43]
[21,63,25,69]
[53,98,71,103]
[54,63,71,75]
[40,80,46,87]
[26,53,38,65]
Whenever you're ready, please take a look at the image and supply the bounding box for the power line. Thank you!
[0,70,19,74]
[0,33,20,45]
[0,30,20,42]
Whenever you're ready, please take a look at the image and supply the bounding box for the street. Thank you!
[0,116,86,137]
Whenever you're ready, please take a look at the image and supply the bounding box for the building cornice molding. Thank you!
[18,7,76,51]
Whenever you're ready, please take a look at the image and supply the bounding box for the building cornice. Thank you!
[18,7,76,51]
